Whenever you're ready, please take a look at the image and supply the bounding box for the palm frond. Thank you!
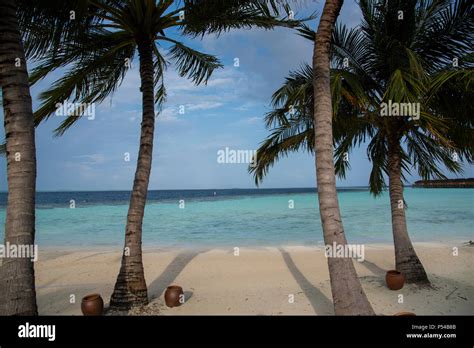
[162,37,222,84]
[153,43,168,108]
[250,119,313,186]
[33,32,135,130]
[18,0,108,60]
[405,128,462,180]
[182,0,314,37]
[367,131,388,196]
[383,68,426,103]
[29,28,134,86]
[296,23,315,41]
[413,0,474,72]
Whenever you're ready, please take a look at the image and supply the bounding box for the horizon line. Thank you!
[0,185,377,193]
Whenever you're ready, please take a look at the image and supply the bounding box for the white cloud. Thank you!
[157,101,224,124]
[233,101,259,111]
[229,116,262,126]
[157,107,181,123]
[187,101,223,111]
[71,153,107,165]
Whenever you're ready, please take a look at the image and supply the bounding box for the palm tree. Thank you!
[30,0,303,310]
[0,0,38,316]
[251,0,473,285]
[0,0,109,316]
[310,0,375,315]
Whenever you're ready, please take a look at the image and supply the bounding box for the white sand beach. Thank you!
[35,242,474,315]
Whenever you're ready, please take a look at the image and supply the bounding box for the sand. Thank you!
[34,242,474,315]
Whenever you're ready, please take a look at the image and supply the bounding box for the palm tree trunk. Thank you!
[387,136,429,285]
[312,0,374,315]
[0,0,38,315]
[109,38,155,310]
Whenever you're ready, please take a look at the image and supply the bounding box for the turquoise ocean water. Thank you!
[0,188,472,248]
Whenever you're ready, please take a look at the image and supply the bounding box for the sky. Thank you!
[0,0,472,191]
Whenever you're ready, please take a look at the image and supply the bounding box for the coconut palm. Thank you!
[0,0,39,316]
[311,0,375,315]
[0,0,100,316]
[251,0,473,285]
[28,0,304,310]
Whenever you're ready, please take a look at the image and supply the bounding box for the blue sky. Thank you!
[0,1,472,191]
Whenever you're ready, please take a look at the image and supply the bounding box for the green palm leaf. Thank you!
[254,0,473,197]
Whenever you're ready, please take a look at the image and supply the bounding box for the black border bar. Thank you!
[0,315,472,346]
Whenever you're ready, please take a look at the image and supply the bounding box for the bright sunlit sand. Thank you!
[36,242,474,315]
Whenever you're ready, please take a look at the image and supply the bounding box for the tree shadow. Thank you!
[37,286,105,315]
[360,259,386,276]
[278,248,333,315]
[183,290,193,303]
[148,249,204,302]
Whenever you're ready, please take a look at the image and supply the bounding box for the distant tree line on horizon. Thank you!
[413,178,474,188]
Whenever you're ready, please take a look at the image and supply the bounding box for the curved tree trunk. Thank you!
[0,0,38,315]
[110,38,155,310]
[313,0,374,315]
[388,136,429,285]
